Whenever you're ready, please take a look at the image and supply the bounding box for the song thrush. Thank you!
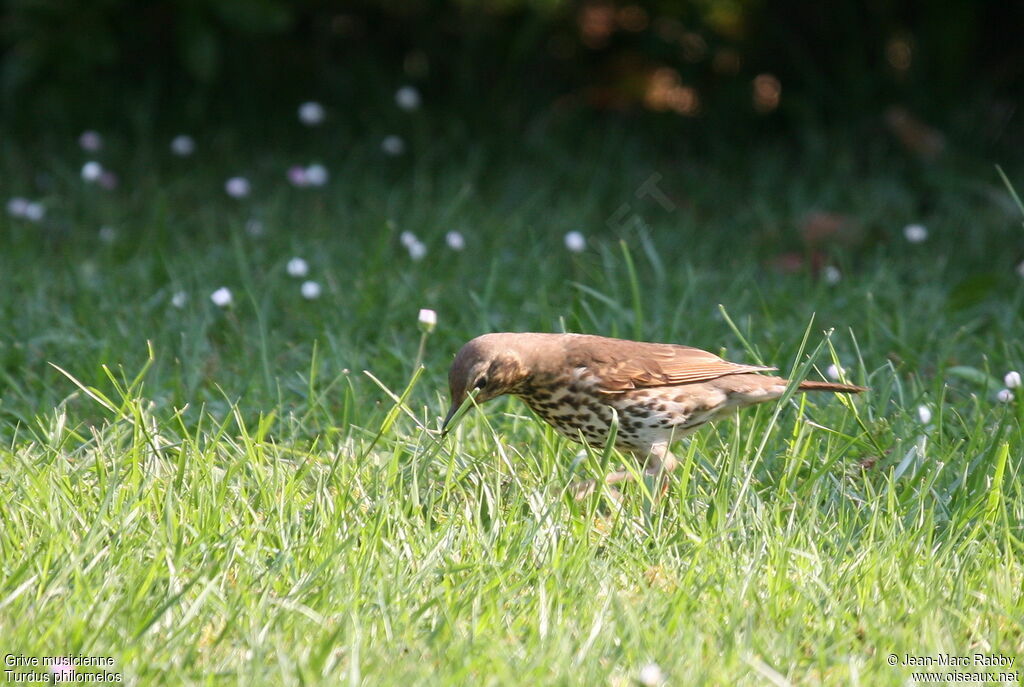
[442,333,865,497]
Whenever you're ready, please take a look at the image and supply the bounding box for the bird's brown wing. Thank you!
[572,339,775,393]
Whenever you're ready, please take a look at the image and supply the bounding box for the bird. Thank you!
[442,332,866,497]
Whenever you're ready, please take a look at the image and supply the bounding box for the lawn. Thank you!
[1,124,1022,685]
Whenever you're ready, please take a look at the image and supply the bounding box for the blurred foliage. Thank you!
[1,0,1022,143]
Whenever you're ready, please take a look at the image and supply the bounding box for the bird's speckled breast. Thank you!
[515,368,713,449]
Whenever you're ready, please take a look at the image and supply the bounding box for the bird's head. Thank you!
[442,334,529,434]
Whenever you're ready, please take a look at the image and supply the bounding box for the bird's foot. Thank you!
[569,478,624,502]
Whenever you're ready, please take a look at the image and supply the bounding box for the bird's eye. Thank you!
[474,377,488,390]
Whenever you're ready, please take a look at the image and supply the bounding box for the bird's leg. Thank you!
[640,443,678,498]
[570,469,632,500]
[571,444,678,500]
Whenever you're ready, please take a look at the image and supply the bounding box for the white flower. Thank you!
[381,135,406,156]
[395,86,422,111]
[564,231,586,253]
[245,218,265,236]
[170,135,195,156]
[81,161,103,182]
[996,388,1014,403]
[225,177,250,198]
[300,280,322,300]
[826,363,844,380]
[407,240,427,261]
[79,260,98,280]
[1005,371,1022,389]
[287,257,310,278]
[210,287,233,307]
[23,202,45,222]
[445,230,465,251]
[298,101,325,126]
[638,662,664,686]
[305,163,328,187]
[6,197,29,218]
[917,405,932,424]
[903,223,928,243]
[822,265,841,285]
[78,130,103,152]
[1017,260,1024,278]
[418,308,437,332]
[171,291,188,308]
[400,230,418,248]
[98,226,117,243]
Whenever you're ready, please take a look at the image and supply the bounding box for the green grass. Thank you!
[1,127,1023,685]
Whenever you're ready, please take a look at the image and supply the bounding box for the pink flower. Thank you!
[50,661,76,679]
[99,171,119,190]
[78,130,103,151]
[287,166,309,187]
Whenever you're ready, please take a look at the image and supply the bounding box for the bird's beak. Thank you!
[441,402,461,436]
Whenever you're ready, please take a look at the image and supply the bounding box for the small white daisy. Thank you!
[381,135,406,156]
[300,280,322,300]
[400,230,419,248]
[298,101,325,126]
[445,230,465,251]
[210,287,233,307]
[225,177,251,198]
[822,265,842,285]
[98,226,117,243]
[78,130,103,152]
[638,662,664,686]
[564,231,586,253]
[6,197,29,218]
[81,161,103,182]
[171,291,188,308]
[826,363,844,380]
[23,202,45,222]
[917,405,932,424]
[170,135,195,157]
[996,388,1014,403]
[287,257,310,278]
[407,240,427,261]
[418,308,437,332]
[304,163,328,187]
[1005,371,1022,389]
[903,223,928,243]
[245,218,265,236]
[395,86,422,111]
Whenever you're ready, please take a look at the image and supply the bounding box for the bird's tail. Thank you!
[797,380,867,394]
